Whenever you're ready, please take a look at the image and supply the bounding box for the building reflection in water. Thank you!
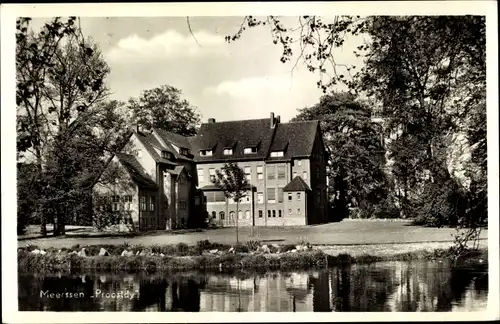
[18,260,488,312]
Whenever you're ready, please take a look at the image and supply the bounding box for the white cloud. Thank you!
[206,75,301,98]
[106,29,229,63]
[203,74,323,122]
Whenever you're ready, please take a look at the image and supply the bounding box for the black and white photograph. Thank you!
[1,1,498,322]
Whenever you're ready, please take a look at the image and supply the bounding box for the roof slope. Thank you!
[189,118,275,162]
[282,176,311,192]
[115,153,158,189]
[154,128,192,149]
[268,121,319,161]
[134,131,175,165]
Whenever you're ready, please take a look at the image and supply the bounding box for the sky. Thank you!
[30,16,366,123]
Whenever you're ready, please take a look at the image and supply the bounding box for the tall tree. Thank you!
[293,92,389,219]
[16,17,129,235]
[127,85,201,136]
[226,15,486,228]
[211,162,249,243]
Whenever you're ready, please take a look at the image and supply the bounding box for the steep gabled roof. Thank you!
[135,131,177,165]
[282,176,311,192]
[189,118,275,162]
[268,120,319,161]
[115,153,158,189]
[154,128,191,149]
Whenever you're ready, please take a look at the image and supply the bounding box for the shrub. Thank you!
[282,244,297,252]
[245,240,261,251]
[176,243,189,256]
[233,243,249,253]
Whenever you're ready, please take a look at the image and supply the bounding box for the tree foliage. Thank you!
[227,15,487,234]
[293,92,390,219]
[127,85,201,136]
[16,17,130,235]
[211,162,249,243]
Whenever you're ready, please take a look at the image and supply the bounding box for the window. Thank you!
[244,147,257,154]
[267,210,271,218]
[316,191,321,204]
[293,171,297,178]
[140,196,147,211]
[267,165,275,180]
[303,171,308,180]
[179,201,187,210]
[200,149,213,156]
[278,188,284,203]
[255,166,263,180]
[229,211,235,219]
[297,193,301,201]
[211,211,216,219]
[316,166,321,179]
[244,194,250,203]
[258,210,263,218]
[197,169,204,183]
[267,188,276,203]
[277,165,286,179]
[149,196,155,211]
[297,208,301,214]
[257,192,264,204]
[244,166,251,181]
[178,175,186,184]
[278,210,282,217]
[215,191,225,202]
[245,210,250,219]
[209,168,216,182]
[220,211,225,220]
[137,149,142,158]
[223,148,233,155]
[207,192,225,203]
[289,209,292,215]
[161,151,172,159]
[270,151,284,157]
[238,210,243,219]
[288,193,292,201]
[272,210,276,218]
[195,196,201,206]
[180,148,189,155]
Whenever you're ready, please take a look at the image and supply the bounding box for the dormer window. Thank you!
[200,149,213,157]
[223,148,233,155]
[161,151,173,159]
[180,148,189,156]
[270,151,284,157]
[244,147,258,154]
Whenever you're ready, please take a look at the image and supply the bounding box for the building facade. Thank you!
[93,112,328,231]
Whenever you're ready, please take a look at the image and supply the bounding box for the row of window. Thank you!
[200,147,285,157]
[210,208,303,220]
[198,165,308,183]
[204,190,306,204]
[139,196,156,212]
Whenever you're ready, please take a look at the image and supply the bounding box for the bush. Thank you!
[245,240,261,251]
[233,243,249,253]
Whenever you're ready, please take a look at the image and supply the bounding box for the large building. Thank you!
[93,112,328,231]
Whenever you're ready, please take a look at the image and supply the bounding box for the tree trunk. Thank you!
[36,150,47,236]
[236,201,239,244]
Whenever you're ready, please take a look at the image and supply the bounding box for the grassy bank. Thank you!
[17,241,487,275]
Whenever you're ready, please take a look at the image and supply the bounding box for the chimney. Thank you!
[270,112,276,128]
[208,118,216,123]
[276,115,281,124]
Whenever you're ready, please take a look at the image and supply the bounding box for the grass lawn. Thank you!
[17,219,488,250]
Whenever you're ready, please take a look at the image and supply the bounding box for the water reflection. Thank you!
[18,260,488,312]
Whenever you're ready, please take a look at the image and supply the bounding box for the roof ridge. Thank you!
[202,118,270,124]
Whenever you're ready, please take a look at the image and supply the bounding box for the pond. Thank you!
[18,259,488,312]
